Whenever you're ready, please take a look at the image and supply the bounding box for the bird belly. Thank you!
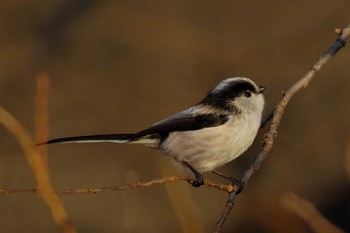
[160,116,260,172]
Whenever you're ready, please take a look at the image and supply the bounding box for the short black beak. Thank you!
[259,86,266,93]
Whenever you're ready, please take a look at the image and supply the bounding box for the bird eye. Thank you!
[244,91,251,97]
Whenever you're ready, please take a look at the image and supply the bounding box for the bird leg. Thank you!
[212,170,245,194]
[182,161,204,187]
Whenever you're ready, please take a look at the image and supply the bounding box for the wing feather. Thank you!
[130,112,229,140]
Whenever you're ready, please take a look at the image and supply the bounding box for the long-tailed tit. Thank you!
[39,77,265,187]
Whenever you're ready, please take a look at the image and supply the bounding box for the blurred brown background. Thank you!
[0,1,350,233]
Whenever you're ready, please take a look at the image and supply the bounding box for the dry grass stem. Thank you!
[0,106,76,233]
[35,72,50,164]
[0,73,76,233]
[281,192,345,233]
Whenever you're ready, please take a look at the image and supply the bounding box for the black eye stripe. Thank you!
[200,80,258,111]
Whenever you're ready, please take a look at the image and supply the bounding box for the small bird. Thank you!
[40,77,265,187]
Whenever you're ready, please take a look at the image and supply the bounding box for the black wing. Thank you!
[129,113,229,141]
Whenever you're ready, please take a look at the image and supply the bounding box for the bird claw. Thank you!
[231,178,246,194]
[191,176,204,187]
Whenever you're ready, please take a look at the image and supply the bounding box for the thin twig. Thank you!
[260,111,274,128]
[213,24,350,233]
[0,176,233,194]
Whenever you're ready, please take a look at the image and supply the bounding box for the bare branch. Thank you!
[214,24,350,233]
[0,176,234,194]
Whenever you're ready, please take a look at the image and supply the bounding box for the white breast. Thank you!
[160,113,261,172]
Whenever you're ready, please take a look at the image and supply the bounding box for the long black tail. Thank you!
[37,134,136,145]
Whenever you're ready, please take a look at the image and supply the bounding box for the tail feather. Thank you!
[37,134,136,145]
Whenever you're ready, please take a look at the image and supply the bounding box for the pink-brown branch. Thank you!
[214,24,350,233]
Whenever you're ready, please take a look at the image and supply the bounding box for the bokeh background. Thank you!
[0,1,350,233]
